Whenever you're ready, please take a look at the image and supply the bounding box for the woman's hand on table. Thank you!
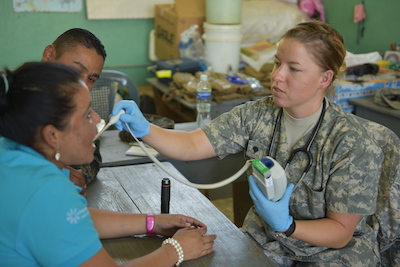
[154,214,206,236]
[172,226,217,261]
[155,214,217,260]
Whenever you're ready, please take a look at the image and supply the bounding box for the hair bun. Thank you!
[338,62,347,76]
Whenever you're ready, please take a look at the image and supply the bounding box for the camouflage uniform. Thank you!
[71,138,101,184]
[203,96,383,266]
[356,117,400,267]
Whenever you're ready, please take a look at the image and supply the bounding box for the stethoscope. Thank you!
[268,99,327,189]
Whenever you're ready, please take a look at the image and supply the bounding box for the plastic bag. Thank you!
[298,0,326,21]
[345,51,382,68]
[241,0,308,44]
[179,25,206,62]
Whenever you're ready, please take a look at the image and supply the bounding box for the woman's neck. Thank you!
[32,142,66,170]
[284,97,326,118]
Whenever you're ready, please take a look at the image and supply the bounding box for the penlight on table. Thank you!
[161,178,170,214]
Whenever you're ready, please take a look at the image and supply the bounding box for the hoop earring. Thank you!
[55,147,60,161]
[2,73,9,93]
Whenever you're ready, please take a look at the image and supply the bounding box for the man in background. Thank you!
[42,28,107,195]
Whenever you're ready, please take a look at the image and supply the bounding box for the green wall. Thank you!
[0,1,154,86]
[322,0,399,54]
[0,0,399,86]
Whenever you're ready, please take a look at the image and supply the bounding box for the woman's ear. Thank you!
[41,124,60,149]
[319,70,334,90]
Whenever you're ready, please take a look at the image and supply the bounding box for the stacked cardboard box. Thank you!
[154,0,205,60]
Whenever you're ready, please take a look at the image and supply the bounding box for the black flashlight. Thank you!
[161,178,170,214]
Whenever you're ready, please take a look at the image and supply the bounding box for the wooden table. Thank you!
[86,162,275,266]
[349,97,400,137]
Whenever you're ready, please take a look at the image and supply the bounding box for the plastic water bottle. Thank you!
[196,74,212,129]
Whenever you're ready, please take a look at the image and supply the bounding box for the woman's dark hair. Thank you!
[0,61,81,147]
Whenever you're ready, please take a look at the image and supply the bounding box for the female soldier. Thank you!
[112,20,383,265]
[0,61,216,266]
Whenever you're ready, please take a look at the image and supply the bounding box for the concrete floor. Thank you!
[211,197,234,223]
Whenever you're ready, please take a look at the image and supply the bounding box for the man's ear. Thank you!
[42,45,56,62]
[319,70,334,90]
[41,124,60,149]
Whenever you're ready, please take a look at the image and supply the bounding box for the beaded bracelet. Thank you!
[162,238,184,266]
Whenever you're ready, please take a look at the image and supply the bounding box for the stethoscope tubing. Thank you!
[271,100,327,188]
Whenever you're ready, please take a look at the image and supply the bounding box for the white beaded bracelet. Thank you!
[162,237,184,266]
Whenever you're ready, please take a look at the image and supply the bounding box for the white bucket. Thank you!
[203,22,242,73]
[206,0,242,25]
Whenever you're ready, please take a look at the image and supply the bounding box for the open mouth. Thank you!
[273,87,284,93]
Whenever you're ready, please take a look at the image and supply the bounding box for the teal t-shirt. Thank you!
[0,137,102,266]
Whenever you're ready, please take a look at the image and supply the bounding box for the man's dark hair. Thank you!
[53,28,107,60]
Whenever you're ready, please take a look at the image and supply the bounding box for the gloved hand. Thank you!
[248,175,294,232]
[112,100,150,138]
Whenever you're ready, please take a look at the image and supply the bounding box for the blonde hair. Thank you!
[282,20,346,95]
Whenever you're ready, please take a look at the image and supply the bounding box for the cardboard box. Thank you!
[155,0,205,60]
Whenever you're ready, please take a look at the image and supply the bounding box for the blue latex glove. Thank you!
[112,100,150,138]
[248,175,294,232]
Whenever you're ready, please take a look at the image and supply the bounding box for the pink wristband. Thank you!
[146,214,155,236]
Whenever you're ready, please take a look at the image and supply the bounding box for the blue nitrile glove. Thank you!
[112,100,150,138]
[248,175,294,232]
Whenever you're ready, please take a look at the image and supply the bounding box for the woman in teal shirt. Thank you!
[0,62,216,266]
